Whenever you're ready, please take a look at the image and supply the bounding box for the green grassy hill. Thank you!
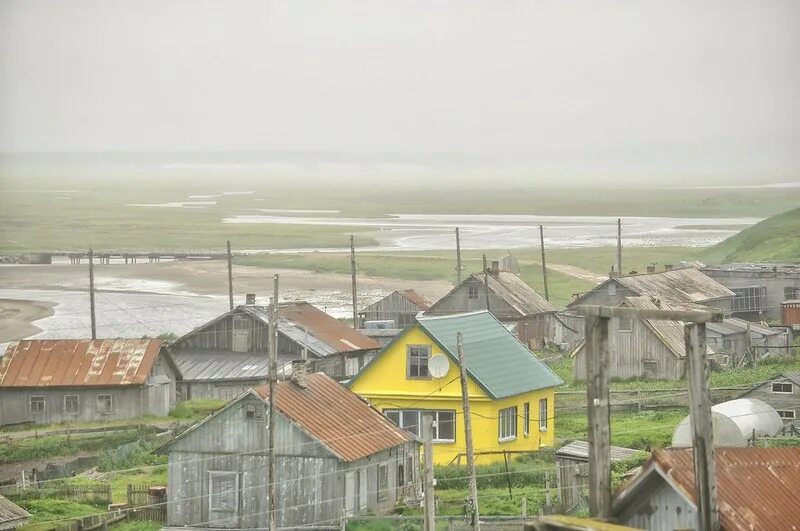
[703,207,800,263]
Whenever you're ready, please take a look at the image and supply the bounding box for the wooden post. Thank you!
[455,227,463,285]
[350,235,358,328]
[226,240,234,311]
[268,274,279,531]
[456,332,480,530]
[521,496,527,523]
[685,323,719,531]
[539,225,550,301]
[482,254,491,312]
[585,315,611,518]
[745,321,754,367]
[422,412,436,531]
[502,450,512,500]
[88,248,96,340]
[545,471,551,507]
[616,218,623,275]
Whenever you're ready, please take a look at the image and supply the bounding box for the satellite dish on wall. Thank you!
[428,354,450,379]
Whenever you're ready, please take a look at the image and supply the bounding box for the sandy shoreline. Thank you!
[0,298,56,343]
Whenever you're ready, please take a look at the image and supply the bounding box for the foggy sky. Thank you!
[1,1,799,182]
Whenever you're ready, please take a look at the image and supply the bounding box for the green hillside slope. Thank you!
[702,207,800,263]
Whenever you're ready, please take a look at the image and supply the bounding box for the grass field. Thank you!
[702,206,800,263]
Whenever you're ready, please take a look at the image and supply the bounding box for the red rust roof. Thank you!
[255,372,415,462]
[643,447,800,531]
[278,302,380,352]
[398,289,431,310]
[0,339,163,388]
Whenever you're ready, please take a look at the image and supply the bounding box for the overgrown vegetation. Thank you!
[0,429,152,465]
[169,398,226,419]
[702,206,800,263]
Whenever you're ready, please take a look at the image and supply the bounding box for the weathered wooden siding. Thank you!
[547,312,585,352]
[706,329,747,363]
[166,393,420,528]
[362,293,422,328]
[0,386,147,426]
[703,268,800,320]
[173,314,269,353]
[573,318,682,381]
[556,456,587,510]
[740,377,800,422]
[311,351,375,381]
[426,279,520,320]
[178,380,266,402]
[616,476,695,531]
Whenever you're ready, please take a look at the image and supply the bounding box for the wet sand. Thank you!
[0,299,56,343]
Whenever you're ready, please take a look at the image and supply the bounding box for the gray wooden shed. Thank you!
[0,339,176,427]
[158,370,420,529]
[738,372,800,423]
[359,289,431,329]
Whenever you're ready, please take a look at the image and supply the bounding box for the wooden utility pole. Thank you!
[456,333,480,530]
[422,412,436,531]
[88,248,96,339]
[482,254,491,311]
[585,315,611,518]
[350,235,358,328]
[226,240,234,310]
[268,274,279,531]
[539,225,550,301]
[455,227,463,285]
[685,323,719,531]
[616,218,623,275]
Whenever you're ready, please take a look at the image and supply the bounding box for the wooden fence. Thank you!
[2,483,112,505]
[126,483,167,522]
[554,386,748,413]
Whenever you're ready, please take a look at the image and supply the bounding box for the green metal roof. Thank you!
[416,311,563,399]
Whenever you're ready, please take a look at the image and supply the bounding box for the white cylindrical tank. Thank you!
[671,398,783,448]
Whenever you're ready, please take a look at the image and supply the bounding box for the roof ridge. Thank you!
[417,310,490,321]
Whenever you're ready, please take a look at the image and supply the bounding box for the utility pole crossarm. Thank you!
[573,305,723,324]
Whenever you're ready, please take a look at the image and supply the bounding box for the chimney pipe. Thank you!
[491,260,500,271]
[245,293,256,305]
[291,360,308,388]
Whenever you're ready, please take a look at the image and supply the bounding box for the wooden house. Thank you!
[0,495,29,530]
[158,369,420,529]
[170,301,380,398]
[424,267,558,349]
[738,372,800,423]
[359,289,431,329]
[706,317,789,365]
[0,339,176,426]
[570,297,714,381]
[555,441,639,512]
[349,310,564,465]
[613,447,800,530]
[569,267,735,313]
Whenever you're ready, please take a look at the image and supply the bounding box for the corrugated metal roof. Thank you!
[0,494,30,527]
[476,271,557,316]
[0,339,162,388]
[415,311,563,398]
[556,440,639,462]
[255,372,416,462]
[171,350,299,381]
[707,317,782,338]
[398,289,431,310]
[622,296,714,358]
[276,302,380,352]
[616,267,735,303]
[631,447,800,531]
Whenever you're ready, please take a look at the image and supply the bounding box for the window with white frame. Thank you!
[384,409,455,442]
[377,464,388,502]
[244,403,263,420]
[523,402,530,436]
[498,406,517,442]
[777,410,796,420]
[345,356,360,377]
[209,472,238,513]
[30,396,45,414]
[64,395,79,414]
[96,394,113,414]
[406,345,430,379]
[468,284,480,300]
[539,398,548,432]
[772,382,794,394]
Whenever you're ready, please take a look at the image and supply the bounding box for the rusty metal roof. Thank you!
[275,302,380,352]
[0,339,163,388]
[398,289,431,310]
[0,494,29,527]
[616,447,800,531]
[255,372,415,462]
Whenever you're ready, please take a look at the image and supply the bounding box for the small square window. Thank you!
[30,396,46,414]
[64,395,80,414]
[777,410,796,420]
[245,403,263,420]
[468,284,480,300]
[772,382,793,394]
[97,394,113,414]
[407,345,431,379]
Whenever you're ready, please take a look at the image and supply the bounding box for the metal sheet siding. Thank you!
[0,339,162,387]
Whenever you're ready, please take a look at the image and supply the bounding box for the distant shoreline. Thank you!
[0,298,56,344]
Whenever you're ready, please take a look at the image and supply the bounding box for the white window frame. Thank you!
[539,398,548,432]
[244,403,263,420]
[30,395,46,414]
[498,406,517,442]
[772,382,794,394]
[345,356,360,377]
[468,284,480,300]
[777,410,796,420]
[64,394,80,414]
[208,471,239,514]
[96,394,114,414]
[523,402,530,436]
[384,409,455,443]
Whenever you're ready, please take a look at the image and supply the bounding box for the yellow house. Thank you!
[348,310,564,465]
